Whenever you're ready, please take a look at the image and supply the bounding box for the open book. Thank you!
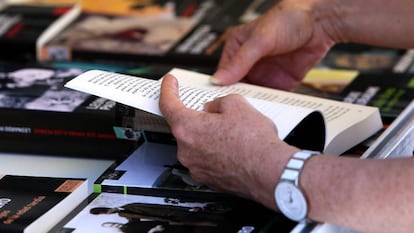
[65,68,383,155]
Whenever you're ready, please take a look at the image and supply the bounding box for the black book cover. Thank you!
[0,61,138,157]
[340,72,414,124]
[0,174,88,233]
[0,4,74,61]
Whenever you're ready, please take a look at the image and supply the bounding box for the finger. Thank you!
[211,35,270,86]
[159,74,186,122]
[204,94,249,114]
[211,30,270,85]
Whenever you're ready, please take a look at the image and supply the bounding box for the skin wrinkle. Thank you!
[312,0,349,43]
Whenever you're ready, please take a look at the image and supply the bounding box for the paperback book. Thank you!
[38,12,201,66]
[0,174,88,233]
[55,191,290,233]
[94,130,227,199]
[0,61,137,157]
[65,68,383,156]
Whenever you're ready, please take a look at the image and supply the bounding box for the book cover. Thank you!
[317,43,406,73]
[292,68,360,100]
[0,3,77,62]
[38,12,200,65]
[39,0,273,68]
[393,49,414,73]
[56,191,289,233]
[0,61,137,157]
[80,0,174,17]
[0,174,88,233]
[94,131,229,199]
[168,0,277,67]
[340,72,414,124]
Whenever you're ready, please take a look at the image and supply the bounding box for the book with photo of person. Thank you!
[0,61,138,157]
[55,191,293,233]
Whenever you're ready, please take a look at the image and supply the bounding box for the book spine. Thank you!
[0,136,138,158]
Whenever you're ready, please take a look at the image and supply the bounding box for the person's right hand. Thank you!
[212,0,336,90]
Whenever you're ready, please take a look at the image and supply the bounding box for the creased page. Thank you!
[168,68,382,155]
[65,70,319,140]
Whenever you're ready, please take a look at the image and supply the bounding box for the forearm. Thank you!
[302,155,414,233]
[309,0,414,48]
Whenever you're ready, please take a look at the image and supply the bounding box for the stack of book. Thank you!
[0,0,413,232]
[0,61,138,158]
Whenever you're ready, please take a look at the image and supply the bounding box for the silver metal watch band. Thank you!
[275,150,320,222]
[280,150,319,186]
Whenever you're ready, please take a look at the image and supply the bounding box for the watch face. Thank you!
[275,181,307,221]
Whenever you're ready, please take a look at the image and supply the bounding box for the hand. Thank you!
[159,74,299,209]
[212,0,335,90]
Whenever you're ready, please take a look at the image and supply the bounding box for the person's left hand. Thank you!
[159,74,299,209]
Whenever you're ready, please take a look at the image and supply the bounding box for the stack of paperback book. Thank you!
[0,61,138,158]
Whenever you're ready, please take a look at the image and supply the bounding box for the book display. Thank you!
[0,1,413,233]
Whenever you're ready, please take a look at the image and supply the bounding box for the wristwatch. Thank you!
[274,150,320,222]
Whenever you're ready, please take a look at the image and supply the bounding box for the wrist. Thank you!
[274,150,321,221]
[252,143,299,211]
[306,0,350,43]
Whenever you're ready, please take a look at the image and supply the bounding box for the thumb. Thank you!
[159,74,186,123]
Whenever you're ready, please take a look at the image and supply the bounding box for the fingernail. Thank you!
[210,76,221,85]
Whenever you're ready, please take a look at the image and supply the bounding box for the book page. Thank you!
[65,70,320,140]
[168,68,383,155]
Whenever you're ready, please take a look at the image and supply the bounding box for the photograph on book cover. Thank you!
[0,61,138,157]
[97,139,214,195]
[42,13,198,60]
[0,62,88,112]
[59,192,275,233]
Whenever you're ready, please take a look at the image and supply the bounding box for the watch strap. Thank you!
[275,150,320,221]
[280,150,319,186]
